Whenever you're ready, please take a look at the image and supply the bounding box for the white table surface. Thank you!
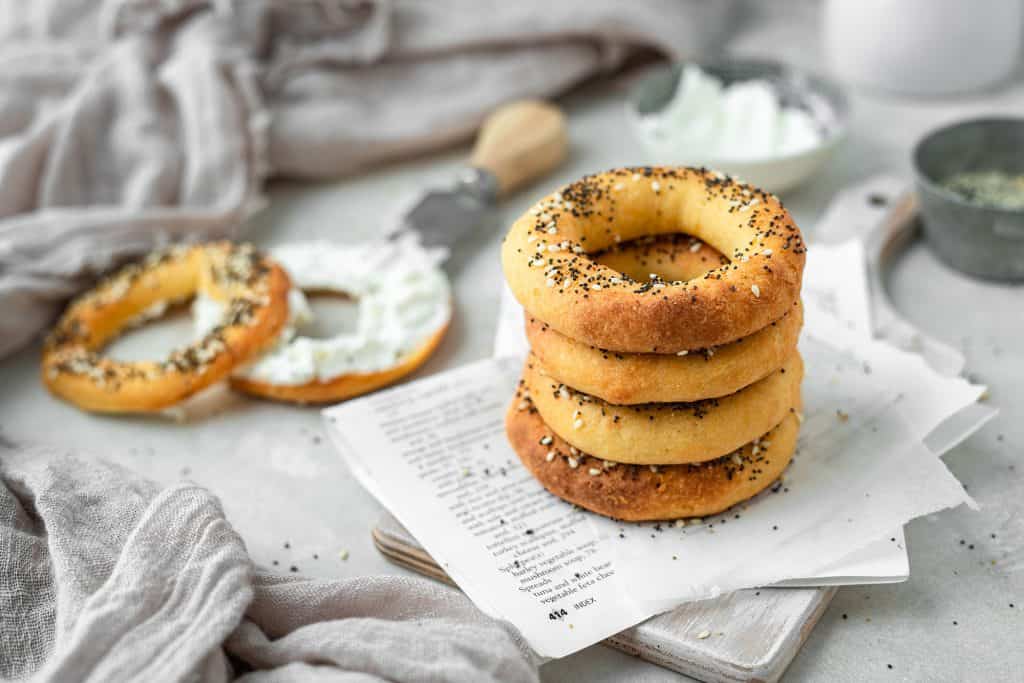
[2,3,1022,681]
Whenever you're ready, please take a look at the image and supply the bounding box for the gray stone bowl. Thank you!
[913,118,1024,281]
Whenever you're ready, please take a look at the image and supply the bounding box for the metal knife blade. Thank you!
[391,99,568,254]
[398,167,500,250]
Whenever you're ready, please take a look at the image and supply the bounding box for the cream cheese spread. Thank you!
[194,235,451,386]
[639,65,823,161]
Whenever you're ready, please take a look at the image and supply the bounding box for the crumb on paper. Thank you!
[339,549,349,561]
[696,630,711,640]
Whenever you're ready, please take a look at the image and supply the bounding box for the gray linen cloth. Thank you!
[0,445,539,682]
[0,0,733,358]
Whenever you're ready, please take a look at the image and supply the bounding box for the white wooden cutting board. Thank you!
[373,512,834,683]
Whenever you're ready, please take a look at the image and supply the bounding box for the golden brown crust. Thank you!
[523,353,803,465]
[526,302,802,404]
[229,320,449,404]
[41,242,290,414]
[507,398,799,521]
[501,167,806,352]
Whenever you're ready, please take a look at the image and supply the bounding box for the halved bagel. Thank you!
[42,243,290,413]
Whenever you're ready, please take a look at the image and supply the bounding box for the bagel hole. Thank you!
[103,300,195,361]
[594,234,728,283]
[299,290,361,339]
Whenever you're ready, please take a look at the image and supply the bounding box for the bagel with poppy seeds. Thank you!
[193,238,452,405]
[522,352,803,466]
[501,166,806,353]
[42,242,290,414]
[526,303,801,405]
[507,396,800,521]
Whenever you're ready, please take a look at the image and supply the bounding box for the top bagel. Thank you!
[501,167,806,352]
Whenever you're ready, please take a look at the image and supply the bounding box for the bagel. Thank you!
[194,237,451,404]
[522,352,803,465]
[42,243,290,413]
[526,302,802,404]
[501,166,806,352]
[507,397,799,521]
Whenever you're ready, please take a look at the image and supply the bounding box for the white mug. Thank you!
[823,0,1023,96]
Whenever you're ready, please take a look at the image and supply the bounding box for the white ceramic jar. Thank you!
[823,0,1023,96]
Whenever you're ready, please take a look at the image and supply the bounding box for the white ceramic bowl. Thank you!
[626,60,849,194]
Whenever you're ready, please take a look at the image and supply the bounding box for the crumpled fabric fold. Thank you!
[0,447,539,682]
[0,0,734,357]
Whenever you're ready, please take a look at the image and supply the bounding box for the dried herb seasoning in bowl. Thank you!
[914,118,1024,281]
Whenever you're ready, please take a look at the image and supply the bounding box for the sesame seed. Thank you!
[649,465,659,473]
[546,226,557,234]
[573,418,584,429]
[651,181,661,192]
[591,284,602,290]
[689,241,702,253]
[517,400,529,410]
[546,278,556,288]
[567,457,579,469]
[569,446,578,455]
[530,258,545,267]
[546,451,556,462]
[762,248,773,256]
[751,284,761,298]
[540,436,553,446]
[690,518,703,525]
[588,468,601,476]
[677,350,689,356]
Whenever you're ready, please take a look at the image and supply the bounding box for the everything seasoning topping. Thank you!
[45,242,274,385]
[517,383,776,483]
[518,166,805,303]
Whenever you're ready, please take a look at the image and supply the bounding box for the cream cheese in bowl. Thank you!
[628,60,848,192]
[638,65,823,161]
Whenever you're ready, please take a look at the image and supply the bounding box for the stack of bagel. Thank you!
[501,167,806,521]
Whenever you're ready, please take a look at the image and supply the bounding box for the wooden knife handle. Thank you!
[470,99,568,198]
